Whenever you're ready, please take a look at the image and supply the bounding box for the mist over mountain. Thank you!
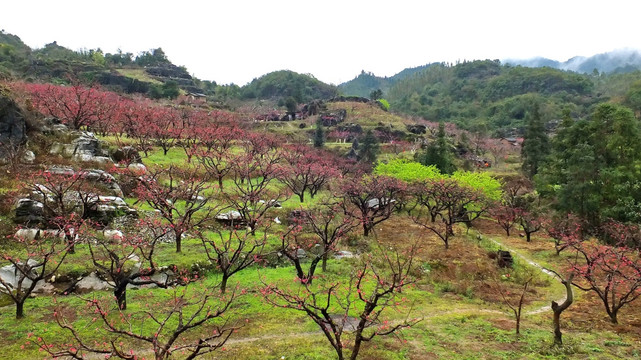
[505,49,641,74]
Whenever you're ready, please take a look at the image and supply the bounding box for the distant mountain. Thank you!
[339,63,437,98]
[505,49,641,74]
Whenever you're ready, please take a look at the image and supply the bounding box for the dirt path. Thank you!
[481,233,566,316]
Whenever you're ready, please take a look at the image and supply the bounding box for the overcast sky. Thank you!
[1,0,639,85]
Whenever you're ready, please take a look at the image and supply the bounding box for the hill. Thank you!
[240,70,338,103]
[338,63,435,98]
[386,60,600,134]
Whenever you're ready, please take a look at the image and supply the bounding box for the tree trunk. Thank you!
[115,285,127,310]
[363,223,370,237]
[552,274,574,345]
[218,176,224,190]
[220,274,229,294]
[526,232,531,242]
[16,300,25,319]
[322,252,328,272]
[175,230,182,253]
[299,193,305,203]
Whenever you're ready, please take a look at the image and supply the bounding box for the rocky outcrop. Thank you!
[14,198,45,225]
[0,88,26,148]
[112,146,142,164]
[49,131,112,164]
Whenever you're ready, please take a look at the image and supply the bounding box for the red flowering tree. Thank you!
[25,82,117,130]
[301,200,359,272]
[41,286,239,359]
[569,239,641,324]
[411,179,490,249]
[262,243,420,360]
[0,223,74,318]
[135,165,218,253]
[85,220,173,310]
[223,144,288,235]
[339,175,406,237]
[277,145,340,202]
[546,214,584,255]
[196,126,244,190]
[490,204,519,236]
[199,228,266,294]
[518,209,543,242]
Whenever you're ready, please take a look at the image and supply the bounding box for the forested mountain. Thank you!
[385,60,604,134]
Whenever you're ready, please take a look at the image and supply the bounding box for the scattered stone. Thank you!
[274,217,281,224]
[14,228,41,241]
[127,163,147,174]
[21,150,35,164]
[334,250,355,259]
[366,198,396,209]
[75,272,111,292]
[103,229,124,242]
[215,210,244,225]
[85,195,138,225]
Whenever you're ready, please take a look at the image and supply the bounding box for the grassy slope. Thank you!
[0,136,640,359]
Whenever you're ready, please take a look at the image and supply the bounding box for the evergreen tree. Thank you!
[415,122,456,174]
[537,103,641,226]
[358,130,380,164]
[521,103,549,179]
[314,118,325,148]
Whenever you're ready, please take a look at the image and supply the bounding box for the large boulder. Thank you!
[0,88,26,148]
[85,195,137,225]
[112,146,142,164]
[14,198,45,225]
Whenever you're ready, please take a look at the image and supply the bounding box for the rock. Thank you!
[274,217,281,224]
[75,272,111,292]
[127,163,147,174]
[14,228,41,241]
[215,210,244,225]
[334,250,355,259]
[103,229,124,242]
[295,248,307,259]
[14,198,44,225]
[366,198,396,210]
[112,146,142,164]
[0,89,26,149]
[21,150,35,164]
[86,196,137,225]
[0,260,54,294]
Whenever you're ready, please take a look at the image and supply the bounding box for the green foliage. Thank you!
[370,88,383,100]
[375,159,443,182]
[537,103,641,225]
[387,61,600,133]
[314,118,325,148]
[134,47,170,66]
[241,70,337,103]
[521,103,550,178]
[414,122,456,174]
[377,98,390,111]
[375,159,502,200]
[451,171,503,201]
[358,129,380,164]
